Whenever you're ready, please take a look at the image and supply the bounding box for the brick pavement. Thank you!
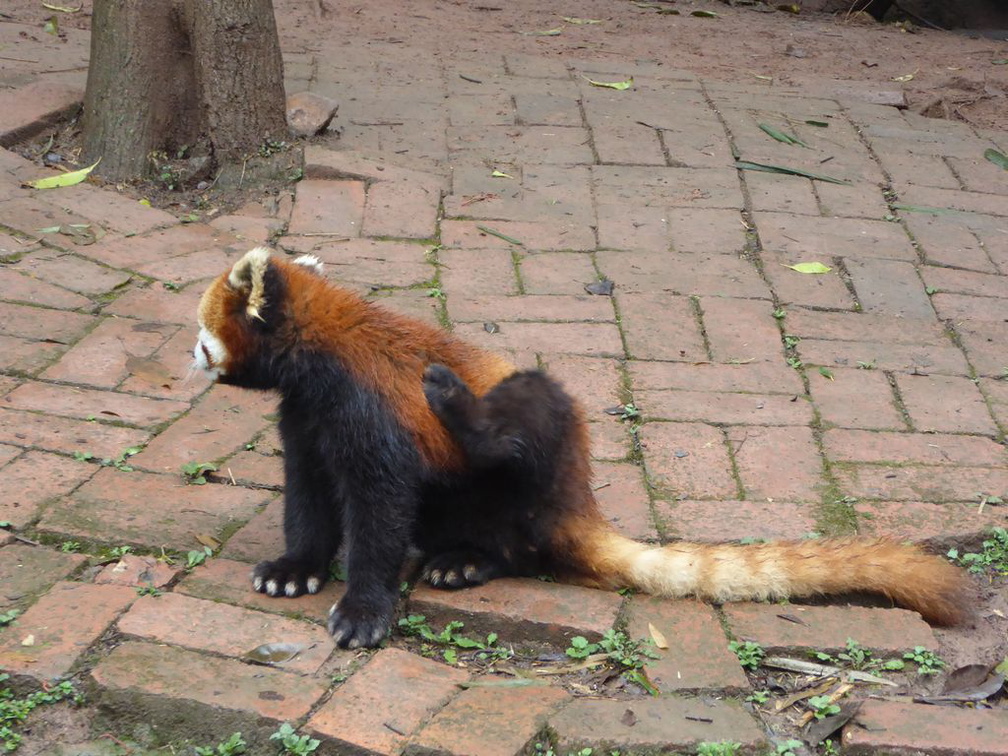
[1,9,1008,756]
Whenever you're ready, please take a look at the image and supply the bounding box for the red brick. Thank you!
[409,578,623,646]
[519,252,599,296]
[983,377,1008,431]
[550,697,766,753]
[42,183,177,237]
[0,335,64,375]
[0,81,82,147]
[731,425,823,501]
[701,297,783,364]
[593,165,744,211]
[922,265,1008,299]
[539,355,622,411]
[451,321,624,359]
[0,581,135,681]
[855,500,1007,546]
[38,468,269,552]
[817,180,891,219]
[796,338,970,376]
[0,301,96,344]
[762,249,857,310]
[439,249,519,296]
[448,124,593,165]
[408,684,570,756]
[40,318,177,389]
[95,554,180,589]
[299,238,435,288]
[0,543,86,608]
[132,384,277,473]
[755,212,917,261]
[308,648,467,755]
[896,373,999,435]
[639,422,737,499]
[0,443,20,468]
[84,224,243,281]
[823,429,1007,466]
[904,212,996,273]
[846,258,935,318]
[785,307,949,345]
[745,171,819,216]
[666,208,748,255]
[596,202,669,251]
[91,640,326,723]
[117,328,209,402]
[0,265,92,310]
[588,420,631,462]
[104,280,208,326]
[219,496,285,563]
[0,408,150,460]
[897,185,1008,217]
[209,214,284,245]
[440,219,595,253]
[629,360,804,395]
[5,382,188,428]
[593,120,665,165]
[363,178,441,239]
[0,196,95,243]
[834,464,1008,502]
[956,319,1008,379]
[626,596,749,692]
[932,292,1008,322]
[447,294,614,325]
[723,603,936,655]
[809,368,906,430]
[597,249,769,298]
[177,556,341,621]
[285,179,366,236]
[593,461,656,541]
[656,499,819,542]
[617,293,706,362]
[222,448,284,490]
[15,249,133,297]
[637,389,813,426]
[118,592,334,675]
[450,94,514,127]
[0,450,96,528]
[843,700,1008,755]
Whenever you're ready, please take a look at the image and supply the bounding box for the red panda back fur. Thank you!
[199,250,971,628]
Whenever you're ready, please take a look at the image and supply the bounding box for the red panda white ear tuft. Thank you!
[292,254,325,276]
[228,247,272,321]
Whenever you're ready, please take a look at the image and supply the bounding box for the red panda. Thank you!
[194,247,970,648]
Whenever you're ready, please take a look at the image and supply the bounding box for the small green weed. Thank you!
[728,640,764,670]
[903,646,944,676]
[774,741,803,756]
[136,584,162,597]
[0,610,18,628]
[181,462,218,485]
[397,615,511,664]
[821,739,839,755]
[75,446,142,472]
[618,403,640,421]
[772,307,786,320]
[186,546,213,570]
[745,689,770,705]
[812,639,905,672]
[696,742,740,756]
[425,287,446,300]
[782,334,800,349]
[806,694,841,720]
[194,731,247,756]
[0,674,82,752]
[59,541,81,553]
[857,359,876,370]
[162,281,181,292]
[101,545,132,561]
[948,527,1008,575]
[270,722,319,756]
[565,630,659,694]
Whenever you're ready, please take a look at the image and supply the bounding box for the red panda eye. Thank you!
[201,342,213,365]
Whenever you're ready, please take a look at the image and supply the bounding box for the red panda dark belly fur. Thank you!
[198,249,971,649]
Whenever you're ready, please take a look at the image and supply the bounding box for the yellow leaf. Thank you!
[24,159,101,189]
[139,198,152,207]
[648,622,669,650]
[491,170,514,179]
[784,261,832,274]
[42,1,83,11]
[584,76,634,91]
[562,16,602,24]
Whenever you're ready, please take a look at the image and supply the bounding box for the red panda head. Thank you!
[193,247,325,385]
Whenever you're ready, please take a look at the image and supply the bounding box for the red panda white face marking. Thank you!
[193,325,228,379]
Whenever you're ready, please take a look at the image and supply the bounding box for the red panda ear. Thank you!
[228,247,272,320]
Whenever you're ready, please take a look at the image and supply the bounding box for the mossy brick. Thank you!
[0,408,151,461]
[593,461,657,542]
[636,389,813,426]
[761,248,857,310]
[287,179,366,236]
[0,450,96,528]
[933,292,1008,322]
[639,422,737,499]
[408,578,623,646]
[0,301,96,344]
[730,425,824,501]
[406,683,569,756]
[834,463,1008,503]
[843,700,1008,755]
[0,581,135,682]
[846,257,936,319]
[549,697,766,754]
[784,307,949,345]
[823,429,1008,467]
[5,382,189,428]
[854,500,1006,547]
[755,212,918,261]
[701,297,784,365]
[37,467,268,553]
[446,294,614,326]
[956,319,1008,379]
[629,360,804,395]
[117,592,335,675]
[82,223,242,275]
[117,328,210,402]
[596,249,768,299]
[39,182,177,236]
[14,250,133,297]
[626,596,749,692]
[103,280,207,326]
[176,556,342,622]
[0,543,86,609]
[362,178,441,238]
[219,496,285,563]
[808,368,907,431]
[439,219,595,252]
[896,373,1000,436]
[91,640,326,725]
[795,337,970,376]
[438,248,520,297]
[451,321,624,359]
[303,238,435,289]
[723,603,935,655]
[520,252,599,297]
[0,265,92,310]
[307,648,467,756]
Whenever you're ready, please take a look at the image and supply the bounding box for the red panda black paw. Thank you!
[422,550,499,589]
[251,557,327,598]
[327,598,391,649]
[422,363,470,413]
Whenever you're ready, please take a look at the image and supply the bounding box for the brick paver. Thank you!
[1,7,1006,754]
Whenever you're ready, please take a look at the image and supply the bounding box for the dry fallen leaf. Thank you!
[648,622,668,649]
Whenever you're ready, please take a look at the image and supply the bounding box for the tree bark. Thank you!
[82,0,286,182]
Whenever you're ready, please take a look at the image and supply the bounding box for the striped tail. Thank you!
[579,526,971,625]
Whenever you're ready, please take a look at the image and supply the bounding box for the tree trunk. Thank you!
[82,0,286,182]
